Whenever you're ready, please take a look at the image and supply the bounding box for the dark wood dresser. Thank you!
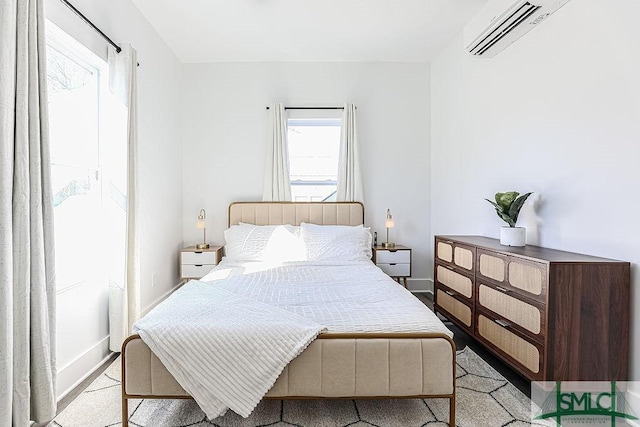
[433,235,630,381]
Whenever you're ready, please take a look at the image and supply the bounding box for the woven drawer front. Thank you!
[454,246,473,270]
[479,253,505,282]
[477,315,540,374]
[508,261,544,296]
[478,284,542,335]
[436,265,472,298]
[437,290,471,327]
[436,241,453,263]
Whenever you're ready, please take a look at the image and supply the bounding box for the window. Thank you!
[287,118,341,202]
[46,21,127,389]
[46,23,127,294]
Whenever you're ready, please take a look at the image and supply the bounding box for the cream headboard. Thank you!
[228,202,364,227]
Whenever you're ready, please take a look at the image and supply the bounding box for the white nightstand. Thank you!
[372,245,412,288]
[180,246,223,280]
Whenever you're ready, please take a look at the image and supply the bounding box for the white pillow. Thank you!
[300,222,372,262]
[223,223,306,262]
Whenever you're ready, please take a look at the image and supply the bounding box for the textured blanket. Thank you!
[132,281,325,419]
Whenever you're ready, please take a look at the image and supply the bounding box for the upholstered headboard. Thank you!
[228,202,364,227]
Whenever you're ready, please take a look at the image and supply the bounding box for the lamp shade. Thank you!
[196,209,206,229]
[385,209,395,228]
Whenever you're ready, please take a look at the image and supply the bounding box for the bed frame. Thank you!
[121,202,456,426]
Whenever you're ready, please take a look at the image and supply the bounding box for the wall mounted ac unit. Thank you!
[464,0,572,57]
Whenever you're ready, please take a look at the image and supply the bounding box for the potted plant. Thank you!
[485,191,533,246]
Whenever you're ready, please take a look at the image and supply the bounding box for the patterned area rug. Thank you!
[52,347,541,426]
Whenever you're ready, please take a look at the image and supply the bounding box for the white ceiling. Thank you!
[131,0,487,63]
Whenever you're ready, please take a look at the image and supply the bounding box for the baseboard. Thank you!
[57,335,112,400]
[416,289,435,299]
[406,278,433,293]
[55,282,182,401]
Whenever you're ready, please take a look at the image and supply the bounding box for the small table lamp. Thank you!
[382,209,395,248]
[196,209,210,249]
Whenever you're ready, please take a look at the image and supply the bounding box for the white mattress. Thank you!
[200,259,452,337]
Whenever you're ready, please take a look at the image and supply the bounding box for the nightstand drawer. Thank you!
[377,263,410,277]
[181,264,214,279]
[181,251,217,265]
[375,249,410,264]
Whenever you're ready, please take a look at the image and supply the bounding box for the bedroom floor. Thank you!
[415,293,531,398]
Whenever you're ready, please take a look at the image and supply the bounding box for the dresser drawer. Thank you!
[435,288,473,333]
[476,313,544,381]
[435,264,473,300]
[181,264,215,279]
[435,238,475,272]
[377,263,410,277]
[507,257,547,300]
[375,249,410,264]
[477,249,547,303]
[181,251,218,265]
[477,281,545,343]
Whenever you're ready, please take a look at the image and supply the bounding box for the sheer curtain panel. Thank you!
[336,103,364,202]
[108,44,141,352]
[0,0,58,424]
[262,103,292,201]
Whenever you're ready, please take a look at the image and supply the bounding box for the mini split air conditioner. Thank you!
[464,0,572,57]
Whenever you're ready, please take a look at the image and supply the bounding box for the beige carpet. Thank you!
[52,347,544,426]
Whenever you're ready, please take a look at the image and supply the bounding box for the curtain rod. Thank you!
[59,0,121,53]
[59,0,140,66]
[265,106,345,110]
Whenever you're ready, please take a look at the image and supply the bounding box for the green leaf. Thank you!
[508,192,533,225]
[486,191,533,227]
[495,192,519,210]
[486,198,512,225]
[485,199,504,213]
[499,212,515,227]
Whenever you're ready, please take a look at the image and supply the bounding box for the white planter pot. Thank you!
[500,226,526,247]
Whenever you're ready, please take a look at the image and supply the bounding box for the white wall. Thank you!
[181,63,432,290]
[431,0,640,401]
[46,0,183,398]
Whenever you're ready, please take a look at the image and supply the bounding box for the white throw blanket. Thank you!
[133,281,325,419]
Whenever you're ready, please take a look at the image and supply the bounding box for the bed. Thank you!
[121,202,456,425]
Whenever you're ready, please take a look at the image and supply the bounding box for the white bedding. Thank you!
[133,283,324,419]
[133,259,452,420]
[200,259,452,337]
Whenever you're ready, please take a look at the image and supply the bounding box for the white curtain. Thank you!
[0,0,57,424]
[337,103,364,202]
[262,103,292,201]
[108,44,141,352]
